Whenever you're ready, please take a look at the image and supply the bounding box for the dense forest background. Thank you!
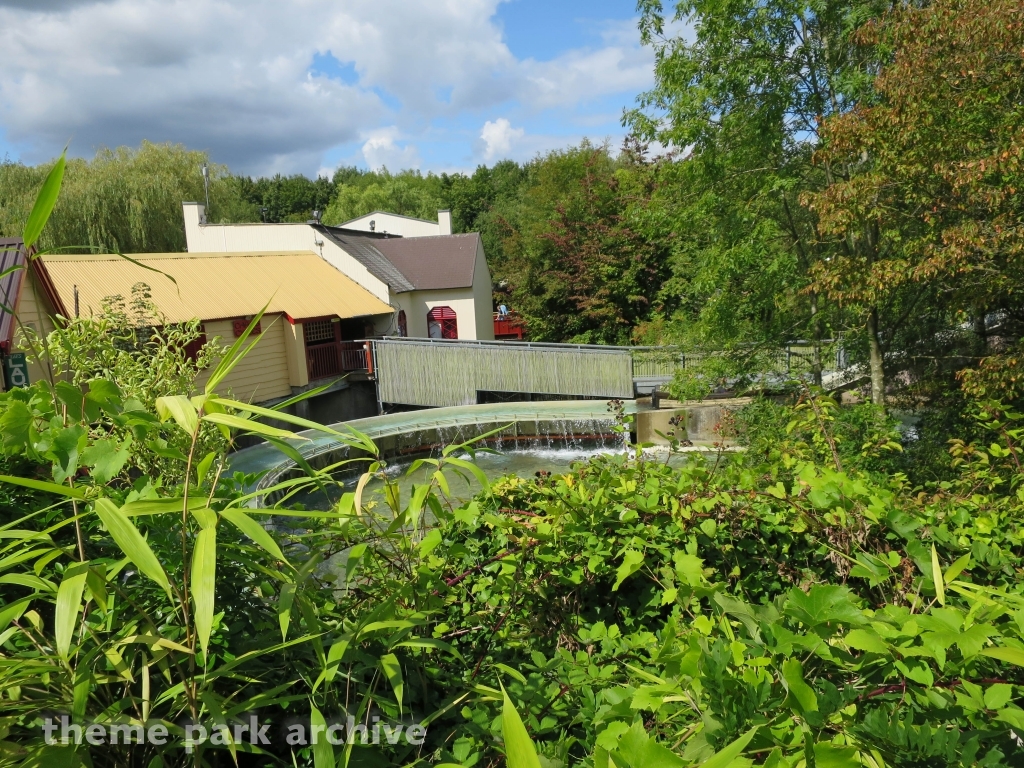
[1,0,1021,411]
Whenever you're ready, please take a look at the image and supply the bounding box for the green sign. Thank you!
[2,353,29,389]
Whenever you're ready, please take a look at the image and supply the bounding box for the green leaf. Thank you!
[845,629,888,655]
[202,412,304,440]
[191,526,216,657]
[444,456,491,493]
[220,509,288,565]
[984,683,1014,711]
[419,528,443,557]
[782,658,818,713]
[931,545,945,606]
[278,582,296,641]
[0,474,85,499]
[309,705,335,768]
[82,437,131,485]
[785,585,866,628]
[980,646,1024,667]
[195,451,216,488]
[54,565,88,659]
[702,727,759,768]
[813,743,861,768]
[94,498,171,596]
[155,395,199,435]
[501,686,542,768]
[381,652,405,715]
[23,151,66,248]
[613,550,645,591]
[945,553,971,583]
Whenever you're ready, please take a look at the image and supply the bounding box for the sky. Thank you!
[0,0,658,177]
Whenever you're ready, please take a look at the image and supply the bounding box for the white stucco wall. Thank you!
[182,203,391,303]
[337,211,451,237]
[471,238,495,341]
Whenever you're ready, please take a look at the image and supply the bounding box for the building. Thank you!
[182,203,494,343]
[5,249,393,418]
[336,210,453,238]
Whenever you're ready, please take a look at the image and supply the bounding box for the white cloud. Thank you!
[480,118,524,161]
[361,127,420,171]
[0,1,656,174]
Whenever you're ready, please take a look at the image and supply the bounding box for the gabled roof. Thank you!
[373,233,480,291]
[37,250,392,324]
[315,226,416,293]
[0,239,26,353]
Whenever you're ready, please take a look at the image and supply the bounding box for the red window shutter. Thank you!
[427,306,458,339]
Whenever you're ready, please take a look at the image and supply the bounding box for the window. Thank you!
[397,310,408,338]
[427,306,458,339]
[183,325,207,363]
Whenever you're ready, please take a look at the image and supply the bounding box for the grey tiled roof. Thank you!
[315,226,415,293]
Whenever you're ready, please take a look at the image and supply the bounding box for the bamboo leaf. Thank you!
[205,307,270,395]
[191,526,217,657]
[202,412,305,440]
[210,397,351,437]
[501,685,542,768]
[94,499,171,596]
[278,582,296,641]
[154,395,199,435]
[54,565,88,659]
[945,553,970,584]
[220,509,289,565]
[353,470,372,515]
[309,704,335,768]
[0,475,85,499]
[23,151,66,249]
[381,652,405,715]
[443,456,490,493]
[932,544,945,606]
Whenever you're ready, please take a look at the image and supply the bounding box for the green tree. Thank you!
[628,0,884,389]
[0,142,218,254]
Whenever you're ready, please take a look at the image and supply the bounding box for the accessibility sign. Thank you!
[2,353,29,389]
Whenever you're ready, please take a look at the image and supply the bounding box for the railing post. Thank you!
[364,341,374,376]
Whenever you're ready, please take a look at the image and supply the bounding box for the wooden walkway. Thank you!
[369,338,849,408]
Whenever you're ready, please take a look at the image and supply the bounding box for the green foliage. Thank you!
[14,282,226,482]
[0,142,217,254]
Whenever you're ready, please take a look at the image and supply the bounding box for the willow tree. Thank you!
[0,142,219,254]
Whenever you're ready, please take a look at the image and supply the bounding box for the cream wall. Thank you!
[11,270,58,387]
[471,239,495,341]
[194,315,293,404]
[395,288,478,340]
[338,212,445,237]
[182,204,392,304]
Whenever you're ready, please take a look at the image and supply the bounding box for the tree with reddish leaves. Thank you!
[807,0,1024,404]
[500,144,672,345]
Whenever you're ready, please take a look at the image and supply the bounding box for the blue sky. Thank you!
[0,0,657,176]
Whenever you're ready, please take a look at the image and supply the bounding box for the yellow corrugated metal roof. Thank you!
[39,250,392,323]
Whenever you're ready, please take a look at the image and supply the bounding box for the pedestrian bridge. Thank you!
[368,338,851,409]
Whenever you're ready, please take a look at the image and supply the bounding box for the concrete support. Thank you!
[283,321,309,388]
